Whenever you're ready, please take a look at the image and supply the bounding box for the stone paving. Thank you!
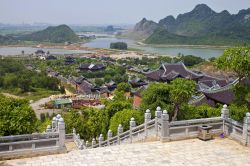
[1,138,250,166]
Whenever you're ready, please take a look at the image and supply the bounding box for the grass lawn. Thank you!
[0,88,60,101]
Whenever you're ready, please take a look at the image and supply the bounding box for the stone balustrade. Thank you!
[73,105,250,149]
[0,114,66,160]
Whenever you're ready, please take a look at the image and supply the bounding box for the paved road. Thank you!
[1,138,250,166]
[30,96,62,119]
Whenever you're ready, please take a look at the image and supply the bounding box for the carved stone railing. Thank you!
[169,117,223,140]
[73,105,250,149]
[0,114,66,160]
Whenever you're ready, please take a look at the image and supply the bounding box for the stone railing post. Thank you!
[52,117,57,131]
[86,141,89,148]
[73,128,76,138]
[155,106,162,136]
[161,110,170,142]
[92,138,96,148]
[58,117,65,148]
[117,124,123,145]
[99,134,104,147]
[144,109,151,139]
[129,117,136,143]
[46,125,52,133]
[107,130,112,146]
[242,113,250,146]
[80,139,85,150]
[221,104,229,135]
[56,114,62,130]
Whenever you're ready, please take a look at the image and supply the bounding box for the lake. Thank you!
[0,47,91,56]
[83,37,225,59]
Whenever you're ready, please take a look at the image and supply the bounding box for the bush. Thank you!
[178,104,221,120]
[229,104,249,123]
[40,113,46,122]
[109,109,144,135]
[0,95,38,136]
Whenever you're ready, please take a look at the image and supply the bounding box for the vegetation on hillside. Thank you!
[19,24,80,43]
[0,59,61,100]
[132,4,250,45]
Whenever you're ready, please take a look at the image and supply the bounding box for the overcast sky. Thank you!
[0,0,250,25]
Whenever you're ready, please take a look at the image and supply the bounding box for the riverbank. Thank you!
[136,42,230,49]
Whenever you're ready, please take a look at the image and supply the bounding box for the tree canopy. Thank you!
[109,109,144,135]
[216,46,250,81]
[0,95,38,136]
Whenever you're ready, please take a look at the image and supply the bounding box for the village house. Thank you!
[64,55,75,65]
[129,78,148,88]
[54,98,72,109]
[78,63,106,72]
[46,55,57,60]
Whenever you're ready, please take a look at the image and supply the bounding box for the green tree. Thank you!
[216,46,250,107]
[109,109,144,135]
[104,75,112,83]
[140,83,171,113]
[0,95,38,136]
[86,108,109,140]
[216,46,250,82]
[62,109,87,138]
[116,82,131,92]
[169,78,196,121]
[94,78,104,87]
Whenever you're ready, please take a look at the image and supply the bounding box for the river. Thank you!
[83,37,225,59]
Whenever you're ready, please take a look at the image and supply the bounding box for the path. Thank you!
[1,138,250,166]
[1,93,23,99]
[30,96,62,119]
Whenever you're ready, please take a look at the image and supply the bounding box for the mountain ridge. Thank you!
[129,4,250,45]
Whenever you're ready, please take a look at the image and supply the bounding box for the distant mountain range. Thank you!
[125,4,250,46]
[19,24,80,43]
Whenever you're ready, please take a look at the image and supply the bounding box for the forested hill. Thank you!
[133,4,250,45]
[0,35,18,45]
[19,24,80,43]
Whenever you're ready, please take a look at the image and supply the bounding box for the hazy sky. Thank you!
[0,0,250,25]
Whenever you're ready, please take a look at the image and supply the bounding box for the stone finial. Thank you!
[73,128,76,134]
[130,117,136,128]
[118,124,123,134]
[46,125,52,132]
[47,125,51,129]
[92,138,96,146]
[155,106,162,118]
[162,110,169,121]
[58,117,64,123]
[86,141,89,147]
[244,112,250,124]
[99,134,104,147]
[108,129,113,138]
[52,117,57,129]
[145,109,151,121]
[56,114,62,120]
[80,139,85,150]
[77,133,80,139]
[99,134,104,142]
[221,104,229,119]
